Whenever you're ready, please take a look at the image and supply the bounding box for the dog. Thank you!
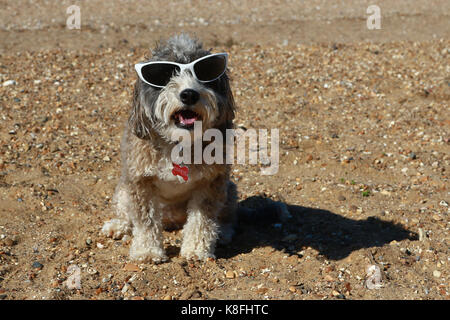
[101,34,237,262]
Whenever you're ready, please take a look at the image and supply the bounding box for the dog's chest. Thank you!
[153,179,195,200]
[151,162,202,200]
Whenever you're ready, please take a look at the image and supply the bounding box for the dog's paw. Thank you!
[130,240,167,264]
[101,219,131,240]
[180,246,215,261]
[130,249,168,264]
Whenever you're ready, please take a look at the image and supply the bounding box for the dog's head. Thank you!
[129,34,235,143]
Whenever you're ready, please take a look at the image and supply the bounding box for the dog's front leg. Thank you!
[180,193,222,261]
[129,188,167,263]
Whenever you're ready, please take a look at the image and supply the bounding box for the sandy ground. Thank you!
[0,0,449,300]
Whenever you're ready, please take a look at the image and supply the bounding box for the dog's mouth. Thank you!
[172,109,202,129]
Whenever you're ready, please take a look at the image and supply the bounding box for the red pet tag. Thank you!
[172,163,189,181]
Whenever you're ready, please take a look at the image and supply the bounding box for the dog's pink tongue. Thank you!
[179,114,197,125]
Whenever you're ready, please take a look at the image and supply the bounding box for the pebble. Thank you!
[256,287,268,294]
[121,283,130,294]
[331,290,341,297]
[31,261,43,270]
[432,214,442,221]
[128,274,138,283]
[365,265,382,289]
[338,195,346,201]
[2,80,16,86]
[433,270,441,278]
[324,275,334,282]
[225,270,236,279]
[123,263,140,272]
[418,228,426,241]
[3,238,15,246]
[86,267,98,275]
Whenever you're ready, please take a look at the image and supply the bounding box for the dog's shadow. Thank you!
[216,196,418,260]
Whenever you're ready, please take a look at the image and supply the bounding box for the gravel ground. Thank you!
[0,0,449,300]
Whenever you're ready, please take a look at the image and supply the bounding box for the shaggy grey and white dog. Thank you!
[101,34,237,262]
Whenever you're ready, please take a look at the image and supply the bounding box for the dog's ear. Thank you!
[128,81,152,139]
[223,73,236,125]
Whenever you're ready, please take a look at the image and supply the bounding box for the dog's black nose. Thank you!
[180,89,200,105]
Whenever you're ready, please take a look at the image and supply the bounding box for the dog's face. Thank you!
[129,35,235,143]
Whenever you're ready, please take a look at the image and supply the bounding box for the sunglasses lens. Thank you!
[140,63,180,87]
[193,55,226,81]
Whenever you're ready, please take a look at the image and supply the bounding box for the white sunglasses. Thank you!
[135,53,228,88]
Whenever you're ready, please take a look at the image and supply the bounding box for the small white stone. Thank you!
[433,270,441,278]
[365,265,383,289]
[2,80,16,86]
[418,228,426,241]
[87,267,98,275]
[121,283,130,293]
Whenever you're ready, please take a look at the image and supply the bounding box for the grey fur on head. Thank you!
[129,34,235,141]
